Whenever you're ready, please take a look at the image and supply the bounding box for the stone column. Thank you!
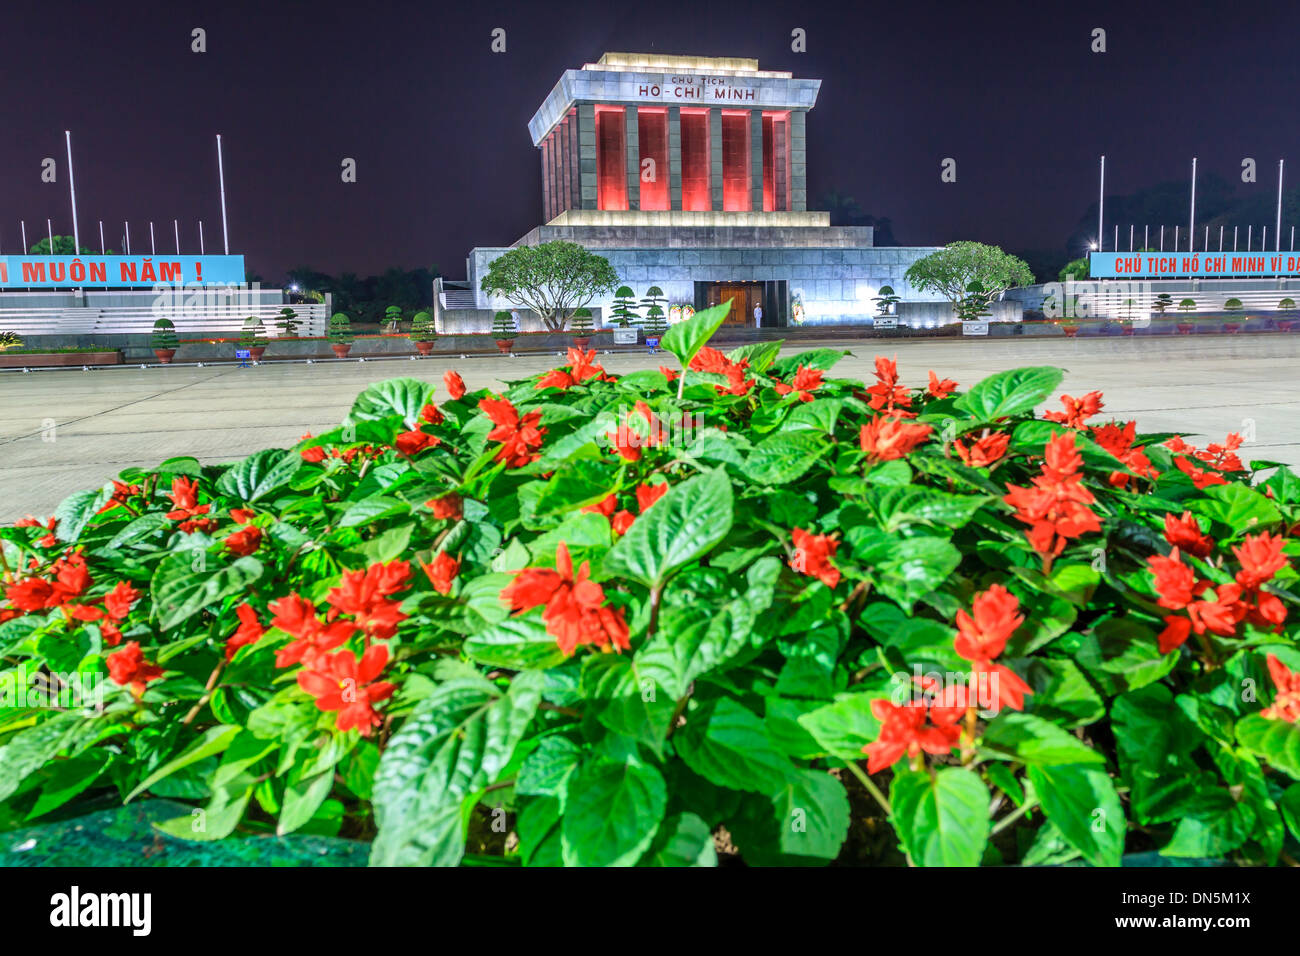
[791,111,807,212]
[567,111,580,213]
[750,110,763,213]
[625,105,640,211]
[709,109,723,212]
[668,106,682,211]
[577,103,597,210]
[540,136,552,221]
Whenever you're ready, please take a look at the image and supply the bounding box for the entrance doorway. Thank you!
[706,282,764,325]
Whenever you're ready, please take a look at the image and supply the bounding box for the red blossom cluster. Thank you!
[106,641,164,697]
[1262,654,1300,722]
[953,584,1032,712]
[1148,531,1289,653]
[535,348,614,390]
[14,514,58,548]
[582,481,669,536]
[788,528,840,588]
[479,396,547,468]
[863,697,963,774]
[773,365,824,402]
[444,370,467,400]
[606,401,667,462]
[860,417,933,462]
[1003,431,1101,565]
[863,357,913,416]
[954,431,1010,468]
[689,346,753,396]
[1164,433,1244,489]
[425,493,463,521]
[2,551,139,646]
[97,479,142,514]
[166,476,217,534]
[1044,390,1104,429]
[927,370,958,399]
[421,551,460,595]
[500,541,630,656]
[1091,420,1157,488]
[297,645,397,736]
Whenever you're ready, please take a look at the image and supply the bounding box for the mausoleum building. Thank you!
[438,53,957,330]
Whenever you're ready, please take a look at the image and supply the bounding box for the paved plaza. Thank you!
[1,334,1297,524]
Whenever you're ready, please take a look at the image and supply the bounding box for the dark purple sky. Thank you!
[3,0,1296,279]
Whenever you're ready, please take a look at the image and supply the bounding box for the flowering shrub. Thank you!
[3,302,1300,867]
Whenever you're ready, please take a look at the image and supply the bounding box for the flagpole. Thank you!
[65,131,80,253]
[174,219,180,254]
[1277,160,1285,252]
[1188,157,1197,253]
[216,134,230,254]
[1097,156,1105,251]
[99,220,105,254]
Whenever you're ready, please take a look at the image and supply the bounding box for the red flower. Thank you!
[479,396,546,468]
[954,584,1024,663]
[499,541,630,655]
[394,428,440,457]
[582,494,617,517]
[230,508,257,524]
[1003,431,1101,559]
[859,418,932,462]
[536,368,575,391]
[1233,532,1287,590]
[927,370,958,399]
[863,699,961,774]
[301,445,326,463]
[659,366,679,383]
[1091,420,1156,487]
[1147,548,1201,609]
[107,641,164,696]
[14,515,58,547]
[103,580,141,620]
[422,551,459,595]
[567,347,609,383]
[1197,433,1245,472]
[1261,654,1300,722]
[426,493,463,520]
[268,593,356,668]
[954,432,1009,468]
[296,645,396,737]
[864,356,912,415]
[225,603,265,660]
[1174,456,1228,489]
[444,370,467,400]
[789,528,841,588]
[606,401,666,462]
[773,365,824,402]
[1156,616,1193,654]
[690,346,752,395]
[635,481,668,512]
[97,480,142,514]
[165,476,214,531]
[51,552,93,604]
[610,510,636,536]
[224,525,262,557]
[167,476,201,512]
[420,402,444,425]
[1043,391,1104,429]
[1163,511,1212,558]
[5,577,56,612]
[325,560,412,641]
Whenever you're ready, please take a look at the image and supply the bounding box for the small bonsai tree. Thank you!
[873,285,900,316]
[491,310,517,340]
[955,280,992,324]
[277,306,300,338]
[1178,298,1197,314]
[328,312,354,345]
[1279,297,1297,313]
[1223,297,1244,313]
[0,331,22,351]
[384,305,403,333]
[570,307,594,337]
[610,286,639,328]
[1153,293,1173,315]
[409,310,435,344]
[240,317,266,348]
[642,287,668,337]
[150,318,178,351]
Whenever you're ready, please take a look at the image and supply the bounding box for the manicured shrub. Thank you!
[2,303,1299,867]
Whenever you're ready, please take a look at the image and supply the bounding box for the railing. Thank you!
[0,304,329,337]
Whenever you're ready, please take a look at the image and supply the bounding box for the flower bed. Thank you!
[2,302,1299,867]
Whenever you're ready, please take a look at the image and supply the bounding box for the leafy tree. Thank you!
[873,285,900,316]
[479,241,618,331]
[27,235,95,255]
[1279,297,1296,313]
[641,286,667,333]
[1153,293,1173,315]
[491,310,517,340]
[328,312,354,345]
[1223,297,1244,312]
[1178,298,1197,313]
[611,286,639,328]
[904,242,1034,317]
[384,305,403,333]
[409,311,435,344]
[0,331,23,351]
[570,307,594,336]
[278,307,301,337]
[1058,258,1091,283]
[955,281,993,323]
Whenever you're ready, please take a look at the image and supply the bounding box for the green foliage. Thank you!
[569,307,594,335]
[873,285,900,316]
[1058,258,1091,283]
[3,323,1299,869]
[904,241,1035,313]
[1223,298,1244,312]
[277,307,301,337]
[409,311,435,344]
[328,312,354,345]
[1154,293,1173,314]
[0,331,22,351]
[239,318,266,347]
[491,311,517,340]
[611,286,639,328]
[479,241,618,331]
[1178,298,1197,313]
[149,318,177,350]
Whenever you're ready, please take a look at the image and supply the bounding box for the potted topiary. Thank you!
[873,285,901,333]
[151,318,178,364]
[1222,297,1244,333]
[1176,298,1197,334]
[643,301,668,352]
[491,310,517,353]
[240,317,268,362]
[410,310,436,356]
[384,305,403,334]
[1278,297,1297,332]
[277,306,301,338]
[328,312,354,358]
[610,286,639,345]
[570,307,594,350]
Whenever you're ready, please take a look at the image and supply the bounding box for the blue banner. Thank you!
[1090,251,1300,279]
[0,255,246,288]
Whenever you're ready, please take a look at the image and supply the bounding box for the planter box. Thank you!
[612,327,639,345]
[0,350,122,368]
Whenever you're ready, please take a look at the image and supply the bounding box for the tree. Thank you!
[1178,298,1197,313]
[1223,297,1244,313]
[1058,258,1091,283]
[641,286,666,332]
[479,241,618,331]
[904,242,1034,317]
[955,281,993,323]
[610,286,639,327]
[1153,293,1173,315]
[873,285,900,316]
[28,235,95,255]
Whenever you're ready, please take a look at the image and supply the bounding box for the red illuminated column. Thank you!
[637,108,669,210]
[680,109,710,211]
[721,111,751,211]
[595,106,628,211]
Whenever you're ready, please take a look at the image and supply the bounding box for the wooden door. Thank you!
[711,283,758,325]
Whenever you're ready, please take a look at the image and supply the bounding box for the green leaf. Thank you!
[370,672,543,866]
[865,485,988,532]
[105,513,172,550]
[1074,617,1177,695]
[53,487,111,544]
[0,713,86,803]
[675,698,794,794]
[125,724,241,802]
[151,553,265,631]
[517,736,582,796]
[1236,714,1300,780]
[640,812,717,866]
[889,767,991,867]
[215,448,302,502]
[278,768,335,836]
[771,348,850,376]
[954,365,1064,421]
[729,768,851,865]
[744,430,828,485]
[1187,484,1282,533]
[798,693,883,760]
[561,758,667,867]
[338,495,409,527]
[345,377,434,427]
[981,712,1105,766]
[873,536,962,610]
[532,451,619,517]
[463,616,568,670]
[1027,763,1125,866]
[660,300,730,369]
[604,469,733,588]
[726,340,783,374]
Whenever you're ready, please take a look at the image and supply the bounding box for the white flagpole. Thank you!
[1219,225,1224,251]
[21,221,27,254]
[1144,225,1149,250]
[174,219,180,254]
[98,220,105,254]
[199,221,205,255]
[125,221,131,255]
[1098,155,1105,251]
[1188,157,1197,253]
[1277,160,1285,252]
[47,219,54,254]
[65,131,80,253]
[1129,224,1134,251]
[216,134,230,254]
[150,221,156,255]
[1160,225,1165,252]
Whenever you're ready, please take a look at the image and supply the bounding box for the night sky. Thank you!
[4,0,1297,280]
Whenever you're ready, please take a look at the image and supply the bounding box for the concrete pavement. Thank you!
[1,334,1297,523]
